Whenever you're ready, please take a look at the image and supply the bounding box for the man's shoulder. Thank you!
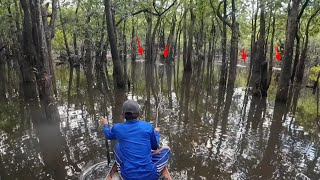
[137,120,153,128]
[111,123,124,130]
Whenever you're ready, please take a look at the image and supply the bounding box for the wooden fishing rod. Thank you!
[102,96,111,165]
[155,85,162,128]
[104,112,111,165]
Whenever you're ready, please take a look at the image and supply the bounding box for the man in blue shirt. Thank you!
[101,100,171,180]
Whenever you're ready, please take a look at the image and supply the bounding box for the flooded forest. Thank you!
[1,0,320,179]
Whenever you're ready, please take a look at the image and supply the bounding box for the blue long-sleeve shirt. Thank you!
[103,119,160,180]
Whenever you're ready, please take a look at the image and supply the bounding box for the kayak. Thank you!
[106,162,172,180]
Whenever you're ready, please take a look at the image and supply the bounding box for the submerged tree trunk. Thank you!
[73,0,81,95]
[20,0,60,126]
[104,0,125,88]
[275,0,300,103]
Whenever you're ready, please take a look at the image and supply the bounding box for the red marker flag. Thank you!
[241,48,247,62]
[163,44,169,58]
[136,36,144,55]
[275,45,281,62]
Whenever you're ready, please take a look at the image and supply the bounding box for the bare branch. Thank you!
[49,0,57,39]
[298,0,310,21]
[153,0,161,15]
[116,0,176,26]
[216,1,232,28]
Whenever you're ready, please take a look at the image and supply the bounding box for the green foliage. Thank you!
[0,101,21,133]
[309,65,320,81]
[52,29,71,50]
[296,90,318,132]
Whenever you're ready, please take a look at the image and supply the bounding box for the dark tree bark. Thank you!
[219,0,228,86]
[267,13,275,89]
[0,43,7,99]
[173,16,182,61]
[182,8,187,67]
[104,0,125,88]
[252,1,268,96]
[151,17,162,62]
[227,0,239,86]
[295,7,320,84]
[131,19,137,61]
[43,0,58,96]
[247,0,258,87]
[122,19,128,84]
[167,13,176,62]
[275,0,301,103]
[20,0,61,144]
[290,0,310,83]
[95,13,109,94]
[58,0,71,57]
[184,5,195,72]
[73,0,81,96]
[145,14,153,62]
[83,12,95,94]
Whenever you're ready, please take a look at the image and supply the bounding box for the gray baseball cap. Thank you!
[122,100,140,115]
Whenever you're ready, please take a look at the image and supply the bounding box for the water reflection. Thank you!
[0,62,319,179]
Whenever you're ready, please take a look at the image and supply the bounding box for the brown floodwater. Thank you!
[0,62,319,180]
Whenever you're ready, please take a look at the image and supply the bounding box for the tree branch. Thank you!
[49,0,57,39]
[116,0,176,26]
[216,1,232,28]
[153,0,161,15]
[298,0,310,21]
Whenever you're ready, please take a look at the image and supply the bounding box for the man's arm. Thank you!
[101,117,117,140]
[103,124,117,140]
[151,127,160,150]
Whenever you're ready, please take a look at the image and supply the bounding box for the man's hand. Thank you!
[152,149,160,155]
[154,127,160,132]
[101,117,108,126]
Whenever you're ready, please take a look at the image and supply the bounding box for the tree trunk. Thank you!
[295,8,320,84]
[248,0,258,87]
[43,0,58,96]
[220,0,228,86]
[95,14,108,93]
[185,6,195,72]
[104,0,125,88]
[145,14,153,62]
[182,8,187,67]
[131,19,136,61]
[275,0,300,103]
[0,46,7,99]
[167,13,176,62]
[227,0,239,86]
[151,17,162,62]
[20,0,60,127]
[267,14,275,89]
[73,0,81,95]
[252,1,267,96]
[291,35,300,82]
